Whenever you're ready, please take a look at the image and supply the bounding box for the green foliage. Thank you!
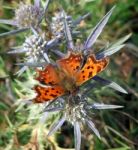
[17,128,32,145]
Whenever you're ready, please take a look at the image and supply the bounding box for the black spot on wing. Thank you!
[88,71,93,78]
[50,94,57,98]
[87,66,90,69]
[76,66,79,69]
[91,66,94,69]
[83,75,86,80]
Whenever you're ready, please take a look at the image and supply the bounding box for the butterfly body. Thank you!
[33,51,109,103]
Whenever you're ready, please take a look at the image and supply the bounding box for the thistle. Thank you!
[50,10,89,38]
[0,0,50,37]
[14,2,43,28]
[28,6,130,150]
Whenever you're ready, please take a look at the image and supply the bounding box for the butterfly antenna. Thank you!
[62,10,74,50]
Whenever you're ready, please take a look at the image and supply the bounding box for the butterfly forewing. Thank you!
[76,55,109,85]
[33,85,65,103]
[57,52,82,76]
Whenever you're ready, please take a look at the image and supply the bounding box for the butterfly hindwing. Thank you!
[57,52,82,76]
[76,54,109,85]
[36,64,60,85]
[33,85,65,103]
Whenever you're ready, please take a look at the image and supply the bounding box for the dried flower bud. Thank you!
[51,11,74,38]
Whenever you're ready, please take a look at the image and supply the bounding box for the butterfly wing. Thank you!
[57,52,82,77]
[76,54,109,85]
[36,64,60,85]
[33,85,65,103]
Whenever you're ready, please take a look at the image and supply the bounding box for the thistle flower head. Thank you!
[24,34,47,61]
[44,93,123,150]
[0,0,50,37]
[14,2,44,28]
[65,99,84,123]
[7,28,52,75]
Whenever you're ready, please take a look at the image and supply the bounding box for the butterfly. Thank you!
[33,51,109,103]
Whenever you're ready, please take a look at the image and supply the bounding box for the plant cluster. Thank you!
[0,0,133,150]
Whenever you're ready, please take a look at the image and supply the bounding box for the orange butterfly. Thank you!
[33,52,109,103]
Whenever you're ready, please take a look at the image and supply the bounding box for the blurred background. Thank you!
[0,0,138,150]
